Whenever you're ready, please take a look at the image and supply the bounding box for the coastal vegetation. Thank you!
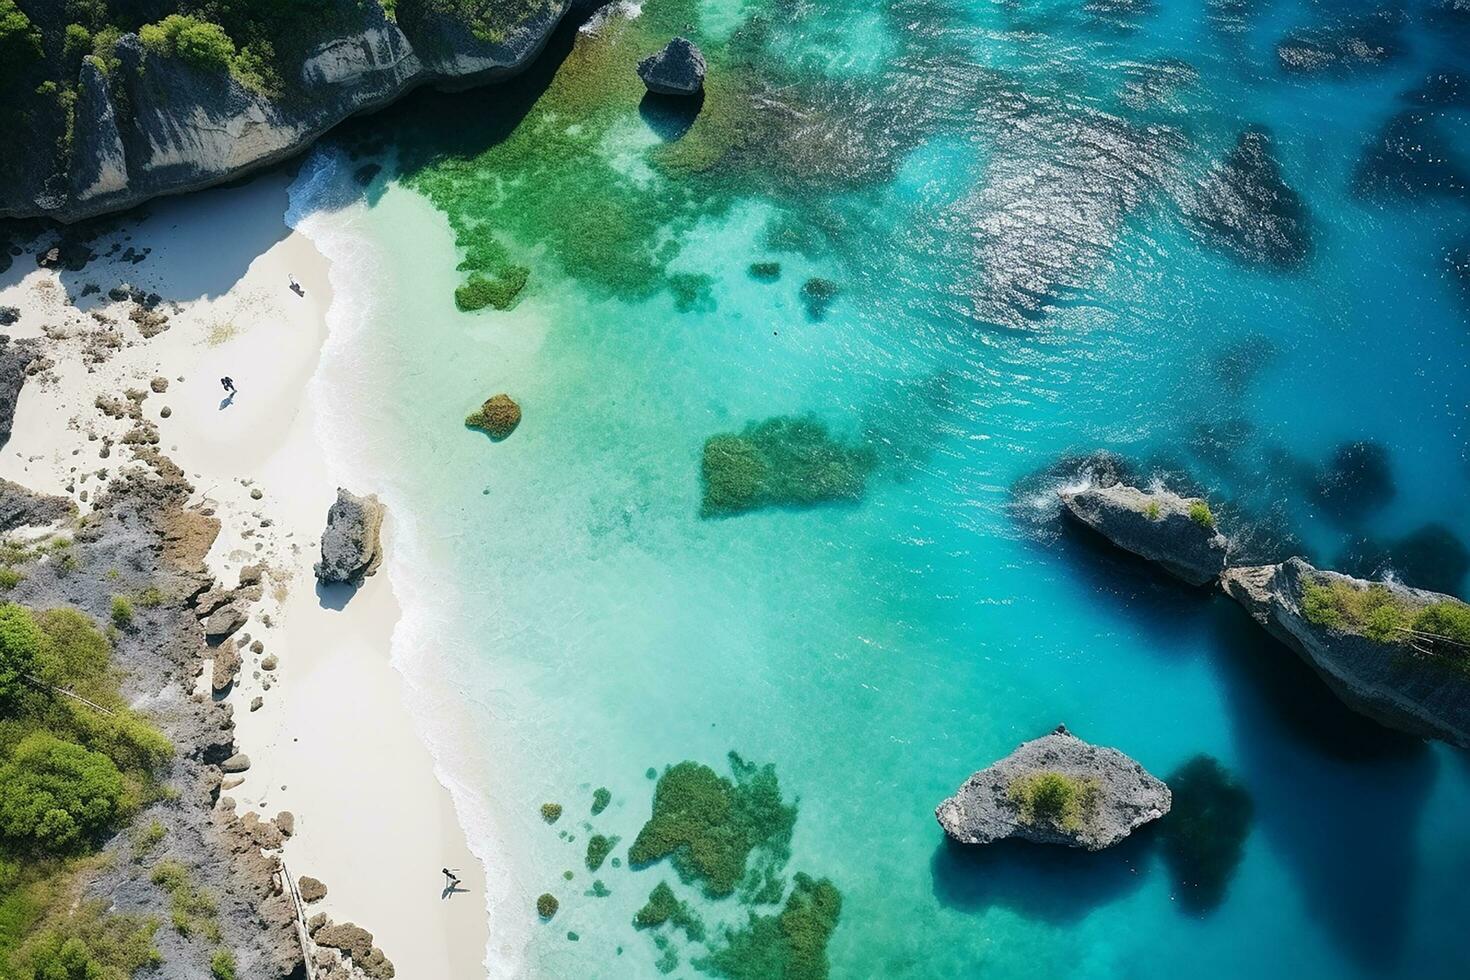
[1006,771,1099,832]
[700,417,876,518]
[629,753,797,898]
[0,602,171,978]
[1301,577,1470,655]
[1188,500,1215,528]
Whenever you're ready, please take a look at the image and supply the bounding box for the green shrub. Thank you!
[151,860,219,939]
[137,587,165,608]
[211,948,237,980]
[0,733,129,853]
[0,0,42,90]
[1006,771,1098,832]
[13,901,160,980]
[132,819,166,860]
[0,602,44,707]
[1188,500,1215,528]
[1413,602,1470,646]
[1143,501,1161,521]
[109,597,133,630]
[0,567,24,590]
[139,15,236,74]
[1301,580,1412,642]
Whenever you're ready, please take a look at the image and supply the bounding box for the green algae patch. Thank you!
[536,893,559,919]
[628,752,796,898]
[697,873,843,980]
[585,879,611,898]
[632,881,706,942]
[540,802,563,823]
[591,787,611,815]
[701,417,876,518]
[748,261,782,282]
[585,833,619,872]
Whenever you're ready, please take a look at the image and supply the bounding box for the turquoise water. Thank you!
[291,0,1470,977]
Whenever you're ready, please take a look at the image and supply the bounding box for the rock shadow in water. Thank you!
[1206,598,1435,972]
[1353,109,1470,203]
[638,91,704,142]
[1308,440,1395,526]
[1334,523,1470,599]
[1157,754,1254,914]
[930,827,1156,925]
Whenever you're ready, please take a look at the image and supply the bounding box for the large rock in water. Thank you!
[1059,482,1229,586]
[314,488,385,586]
[1186,127,1311,269]
[637,38,707,96]
[936,725,1171,851]
[1221,558,1470,747]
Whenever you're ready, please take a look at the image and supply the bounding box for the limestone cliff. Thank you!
[1,1,578,223]
[1222,558,1470,747]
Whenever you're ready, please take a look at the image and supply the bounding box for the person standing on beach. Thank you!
[442,868,461,888]
[220,377,236,394]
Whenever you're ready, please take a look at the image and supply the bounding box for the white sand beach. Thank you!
[0,172,490,978]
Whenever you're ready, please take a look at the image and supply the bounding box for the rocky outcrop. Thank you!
[0,478,76,532]
[314,488,385,586]
[936,725,1171,851]
[1221,558,1470,746]
[0,336,40,448]
[637,37,707,96]
[1,1,578,223]
[1059,482,1228,586]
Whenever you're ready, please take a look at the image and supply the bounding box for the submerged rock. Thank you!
[700,416,876,518]
[637,38,707,97]
[1158,755,1253,912]
[1221,558,1470,746]
[1353,110,1470,202]
[1276,11,1405,75]
[464,393,521,440]
[1058,481,1228,586]
[1311,440,1394,524]
[1186,127,1311,269]
[314,488,385,586]
[936,725,1171,851]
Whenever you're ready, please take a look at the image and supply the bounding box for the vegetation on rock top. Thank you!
[1301,578,1470,659]
[1006,771,1100,832]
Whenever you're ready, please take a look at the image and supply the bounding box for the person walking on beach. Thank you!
[289,274,303,296]
[220,377,236,394]
[442,868,461,889]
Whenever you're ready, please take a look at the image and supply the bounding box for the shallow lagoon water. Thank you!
[291,0,1470,976]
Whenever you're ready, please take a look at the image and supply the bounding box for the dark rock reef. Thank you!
[936,725,1172,851]
[1275,10,1405,75]
[1185,127,1311,269]
[464,393,522,440]
[314,488,386,587]
[1059,482,1228,586]
[1222,558,1470,747]
[637,37,707,96]
[0,0,581,223]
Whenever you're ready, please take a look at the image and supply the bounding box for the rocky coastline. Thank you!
[1,0,585,224]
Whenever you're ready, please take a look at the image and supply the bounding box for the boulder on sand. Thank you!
[1059,481,1228,586]
[936,725,1171,851]
[313,488,385,586]
[638,37,707,96]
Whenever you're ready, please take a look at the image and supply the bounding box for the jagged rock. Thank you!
[211,640,241,693]
[240,811,285,850]
[0,336,40,447]
[315,922,374,961]
[300,876,328,902]
[1186,127,1311,269]
[261,654,279,671]
[637,37,707,96]
[239,563,264,586]
[221,753,252,773]
[0,478,77,531]
[250,696,263,712]
[937,725,1170,850]
[308,913,329,936]
[204,602,249,640]
[1221,558,1470,746]
[464,393,521,439]
[1058,481,1228,586]
[0,307,18,326]
[150,376,169,393]
[2,2,580,223]
[276,811,295,837]
[314,488,385,586]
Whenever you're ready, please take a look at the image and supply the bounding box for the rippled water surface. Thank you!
[293,0,1470,976]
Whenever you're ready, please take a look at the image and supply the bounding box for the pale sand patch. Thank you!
[0,171,490,977]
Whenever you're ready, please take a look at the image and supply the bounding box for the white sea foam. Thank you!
[286,149,530,980]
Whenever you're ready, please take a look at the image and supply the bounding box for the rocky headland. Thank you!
[1058,481,1228,586]
[935,725,1172,851]
[1222,559,1470,747]
[0,0,583,224]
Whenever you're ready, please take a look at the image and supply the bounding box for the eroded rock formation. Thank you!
[1059,482,1228,586]
[314,488,386,586]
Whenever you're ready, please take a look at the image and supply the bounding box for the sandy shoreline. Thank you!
[0,171,490,977]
